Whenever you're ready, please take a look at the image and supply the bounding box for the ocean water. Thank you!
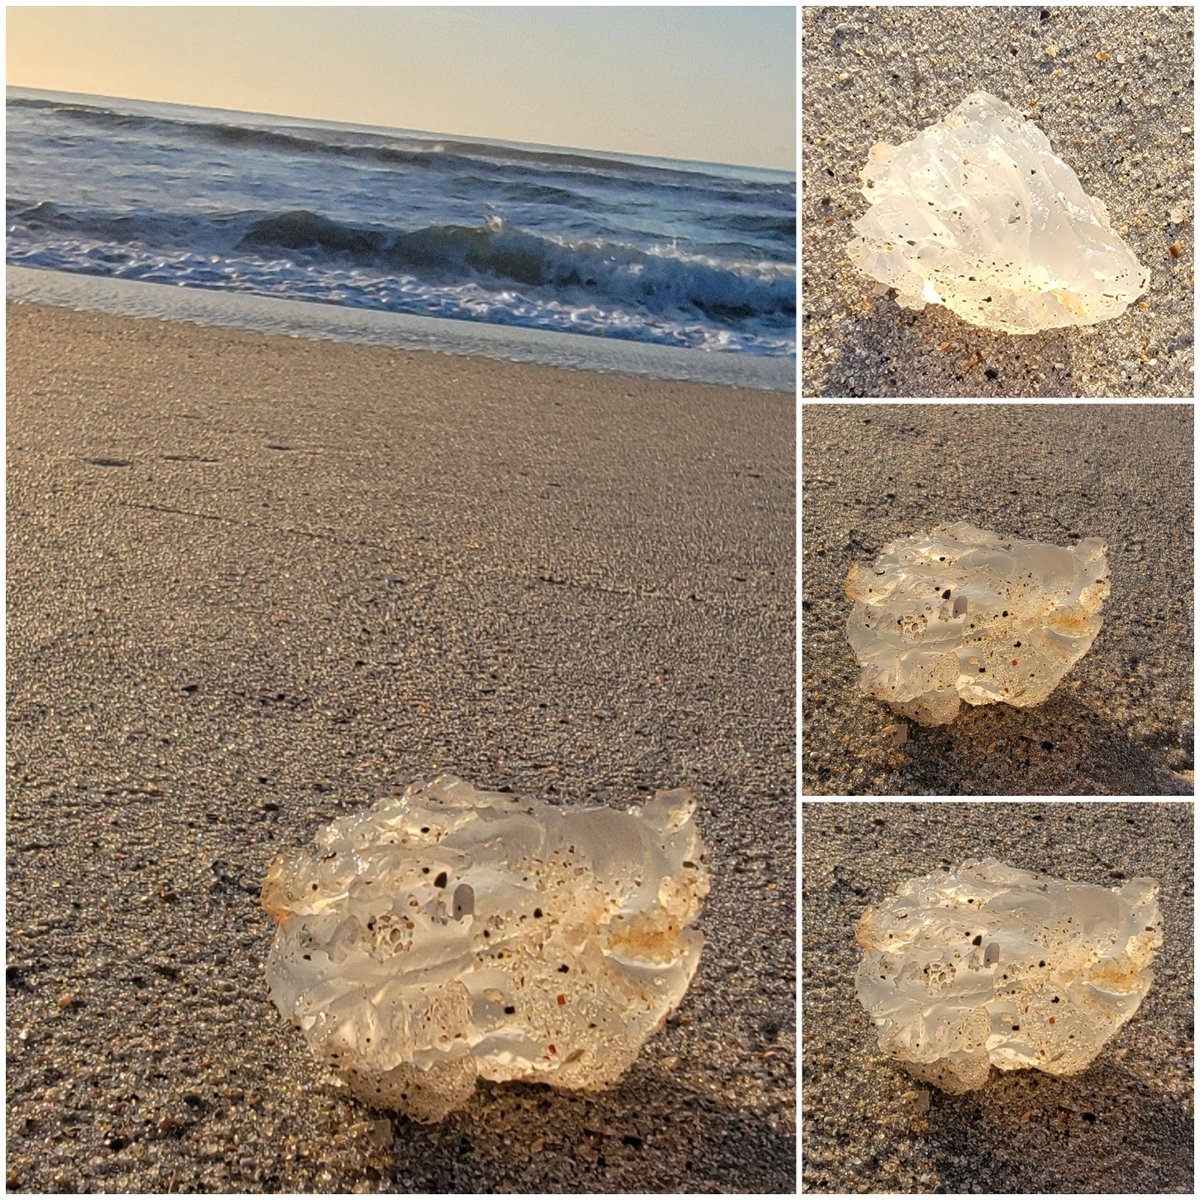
[7,88,796,369]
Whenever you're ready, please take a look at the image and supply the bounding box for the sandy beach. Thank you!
[6,302,795,1192]
[801,800,1195,1194]
[802,402,1194,796]
[801,5,1194,398]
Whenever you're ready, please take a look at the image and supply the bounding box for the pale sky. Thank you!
[6,5,796,170]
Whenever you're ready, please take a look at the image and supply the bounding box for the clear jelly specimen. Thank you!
[846,92,1149,333]
[855,859,1162,1092]
[845,521,1109,726]
[262,775,709,1122]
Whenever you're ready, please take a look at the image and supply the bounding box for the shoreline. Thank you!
[7,265,796,393]
[6,302,796,1193]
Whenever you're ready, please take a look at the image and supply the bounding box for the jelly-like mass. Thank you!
[846,93,1149,333]
[855,860,1162,1093]
[845,521,1109,726]
[263,775,709,1122]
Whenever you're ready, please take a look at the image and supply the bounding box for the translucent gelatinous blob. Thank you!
[855,860,1162,1093]
[846,92,1149,333]
[262,775,709,1122]
[845,521,1109,726]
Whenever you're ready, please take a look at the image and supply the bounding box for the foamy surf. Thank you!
[7,88,796,360]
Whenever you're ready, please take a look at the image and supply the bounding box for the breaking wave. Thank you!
[10,200,794,335]
[8,88,796,357]
[236,212,795,323]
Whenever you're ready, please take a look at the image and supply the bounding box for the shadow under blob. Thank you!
[813,295,1076,398]
[927,1061,1194,1194]
[894,689,1193,797]
[377,1062,796,1194]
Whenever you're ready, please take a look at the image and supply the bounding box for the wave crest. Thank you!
[236,212,796,324]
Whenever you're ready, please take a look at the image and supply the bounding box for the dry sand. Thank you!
[801,800,1195,1194]
[802,4,1194,398]
[802,402,1194,796]
[5,302,795,1193]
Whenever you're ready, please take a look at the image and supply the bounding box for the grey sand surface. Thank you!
[802,800,1194,1194]
[802,4,1194,398]
[802,403,1194,796]
[6,303,795,1193]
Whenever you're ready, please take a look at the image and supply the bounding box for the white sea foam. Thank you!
[7,87,796,358]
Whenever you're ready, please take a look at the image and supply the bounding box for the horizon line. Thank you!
[6,82,797,178]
